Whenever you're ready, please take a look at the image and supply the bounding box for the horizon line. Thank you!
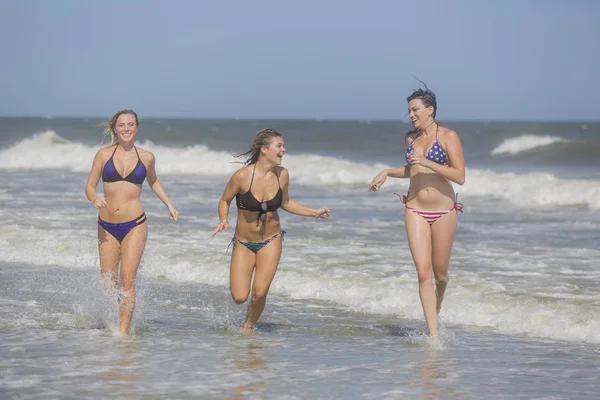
[0,114,598,124]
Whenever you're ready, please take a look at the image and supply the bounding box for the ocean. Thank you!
[1,117,599,399]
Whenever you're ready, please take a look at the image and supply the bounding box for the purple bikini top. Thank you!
[102,146,147,185]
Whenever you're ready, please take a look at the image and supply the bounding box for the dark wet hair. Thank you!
[234,128,282,166]
[407,79,437,119]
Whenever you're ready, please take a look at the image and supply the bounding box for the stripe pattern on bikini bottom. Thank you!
[393,192,464,225]
[406,208,451,225]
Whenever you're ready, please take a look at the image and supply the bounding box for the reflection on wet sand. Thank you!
[81,340,155,399]
[410,350,462,399]
[228,340,272,399]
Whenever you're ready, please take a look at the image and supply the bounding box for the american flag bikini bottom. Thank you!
[395,193,464,225]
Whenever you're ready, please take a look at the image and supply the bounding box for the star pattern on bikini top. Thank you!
[404,134,450,167]
[427,140,449,166]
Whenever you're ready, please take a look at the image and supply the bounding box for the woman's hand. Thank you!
[407,151,428,168]
[369,170,388,192]
[167,205,179,220]
[211,220,229,236]
[92,197,108,209]
[315,207,330,219]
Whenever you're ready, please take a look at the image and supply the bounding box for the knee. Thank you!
[416,266,433,284]
[251,288,269,302]
[120,276,136,293]
[101,271,117,284]
[434,274,448,285]
[231,290,249,304]
[119,288,135,304]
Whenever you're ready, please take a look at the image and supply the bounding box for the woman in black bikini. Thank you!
[212,129,330,332]
[369,88,465,337]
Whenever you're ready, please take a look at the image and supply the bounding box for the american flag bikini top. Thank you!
[405,138,449,166]
[399,130,463,214]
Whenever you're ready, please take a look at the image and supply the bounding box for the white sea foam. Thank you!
[98,254,600,344]
[491,134,569,156]
[0,131,386,186]
[461,169,600,209]
[2,131,600,209]
[2,219,597,344]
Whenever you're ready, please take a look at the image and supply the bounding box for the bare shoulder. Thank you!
[439,126,461,144]
[136,147,155,164]
[135,146,153,157]
[276,166,289,187]
[96,146,114,162]
[405,130,418,146]
[276,166,288,177]
[232,164,252,182]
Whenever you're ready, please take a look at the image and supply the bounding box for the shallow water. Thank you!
[1,118,599,398]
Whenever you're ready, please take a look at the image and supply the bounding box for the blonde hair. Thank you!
[234,129,282,166]
[100,109,139,148]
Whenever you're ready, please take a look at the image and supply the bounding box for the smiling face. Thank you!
[263,136,286,165]
[113,113,139,144]
[408,98,435,130]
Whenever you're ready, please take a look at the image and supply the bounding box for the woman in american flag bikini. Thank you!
[369,87,465,337]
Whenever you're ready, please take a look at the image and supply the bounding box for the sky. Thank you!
[1,0,598,121]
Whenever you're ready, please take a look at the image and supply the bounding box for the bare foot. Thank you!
[240,324,255,335]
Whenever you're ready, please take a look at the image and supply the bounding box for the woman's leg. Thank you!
[405,209,438,336]
[230,241,257,308]
[243,236,282,331]
[118,223,148,335]
[98,225,120,289]
[431,210,457,315]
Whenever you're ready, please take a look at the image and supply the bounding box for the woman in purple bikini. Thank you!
[212,129,330,332]
[369,88,465,337]
[85,109,178,336]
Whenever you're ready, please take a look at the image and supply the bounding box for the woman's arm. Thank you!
[369,166,409,192]
[145,152,179,219]
[369,133,414,192]
[385,166,410,178]
[212,169,244,236]
[85,150,108,209]
[280,168,330,218]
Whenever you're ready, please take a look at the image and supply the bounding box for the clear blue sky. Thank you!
[1,0,598,121]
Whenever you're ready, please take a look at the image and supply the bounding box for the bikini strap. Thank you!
[133,146,141,160]
[248,164,257,189]
[394,192,408,204]
[405,130,418,145]
[275,168,281,187]
[453,193,464,213]
[104,145,119,169]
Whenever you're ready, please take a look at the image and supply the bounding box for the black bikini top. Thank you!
[236,165,283,218]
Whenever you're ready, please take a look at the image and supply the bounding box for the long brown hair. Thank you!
[100,109,139,147]
[234,128,282,165]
